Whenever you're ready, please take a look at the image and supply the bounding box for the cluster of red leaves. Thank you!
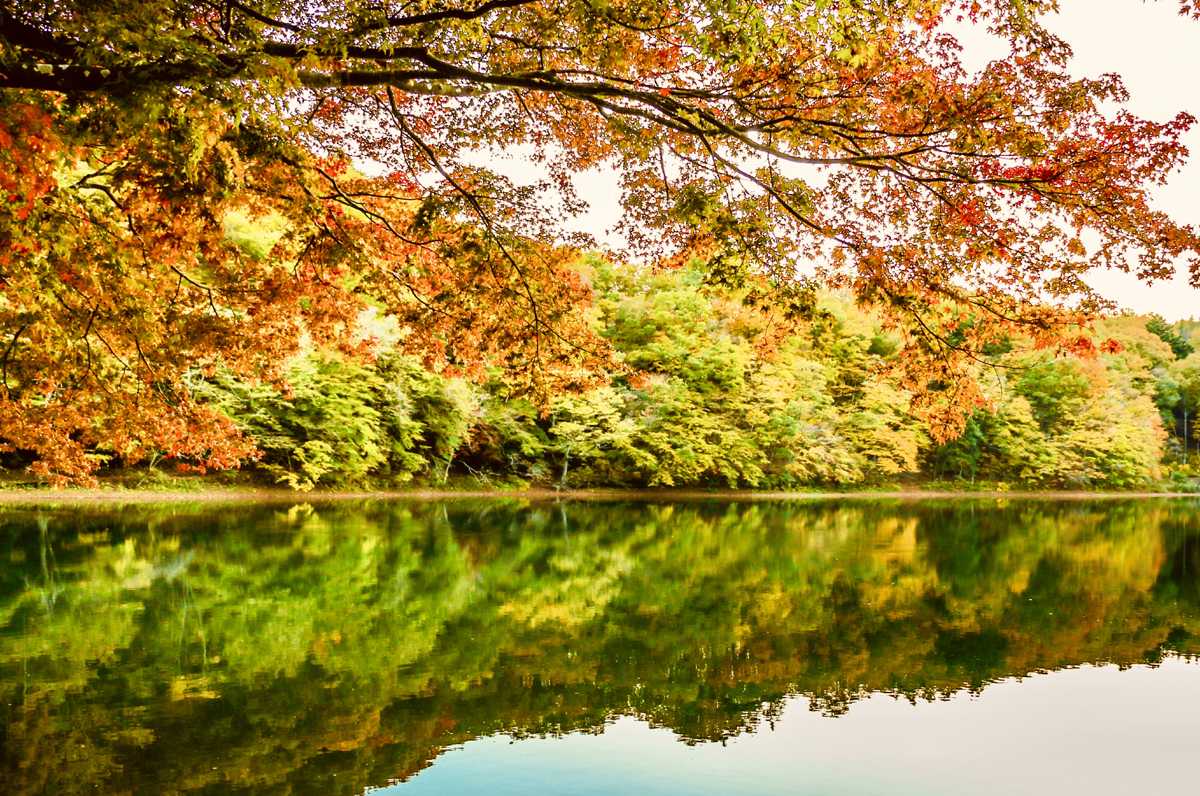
[334,185,617,398]
[0,104,58,243]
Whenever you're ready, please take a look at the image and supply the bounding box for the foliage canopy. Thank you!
[1,0,1198,481]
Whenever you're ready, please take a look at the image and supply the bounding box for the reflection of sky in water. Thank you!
[391,659,1200,796]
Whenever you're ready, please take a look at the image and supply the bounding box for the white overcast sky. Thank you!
[466,1,1200,319]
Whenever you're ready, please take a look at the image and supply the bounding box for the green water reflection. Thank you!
[1,498,1198,795]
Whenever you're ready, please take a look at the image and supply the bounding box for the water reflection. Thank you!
[0,499,1198,795]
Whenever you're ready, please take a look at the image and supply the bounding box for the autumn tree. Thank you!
[1,0,1198,482]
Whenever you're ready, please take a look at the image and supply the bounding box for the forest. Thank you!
[91,245,1200,493]
[4,236,1200,491]
[4,1,1200,490]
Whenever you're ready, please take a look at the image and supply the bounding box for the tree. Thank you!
[1,0,1198,482]
[1167,353,1200,462]
[1146,314,1195,360]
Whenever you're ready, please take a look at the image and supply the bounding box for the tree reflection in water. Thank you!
[1,498,1197,795]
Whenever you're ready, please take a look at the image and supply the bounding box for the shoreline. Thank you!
[0,486,1196,505]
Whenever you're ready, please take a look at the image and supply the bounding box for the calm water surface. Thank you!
[1,498,1198,795]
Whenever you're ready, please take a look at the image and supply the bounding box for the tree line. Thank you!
[122,249,1200,492]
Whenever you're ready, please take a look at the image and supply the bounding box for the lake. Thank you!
[1,498,1198,795]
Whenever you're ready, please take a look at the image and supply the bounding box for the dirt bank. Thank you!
[0,486,1195,505]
